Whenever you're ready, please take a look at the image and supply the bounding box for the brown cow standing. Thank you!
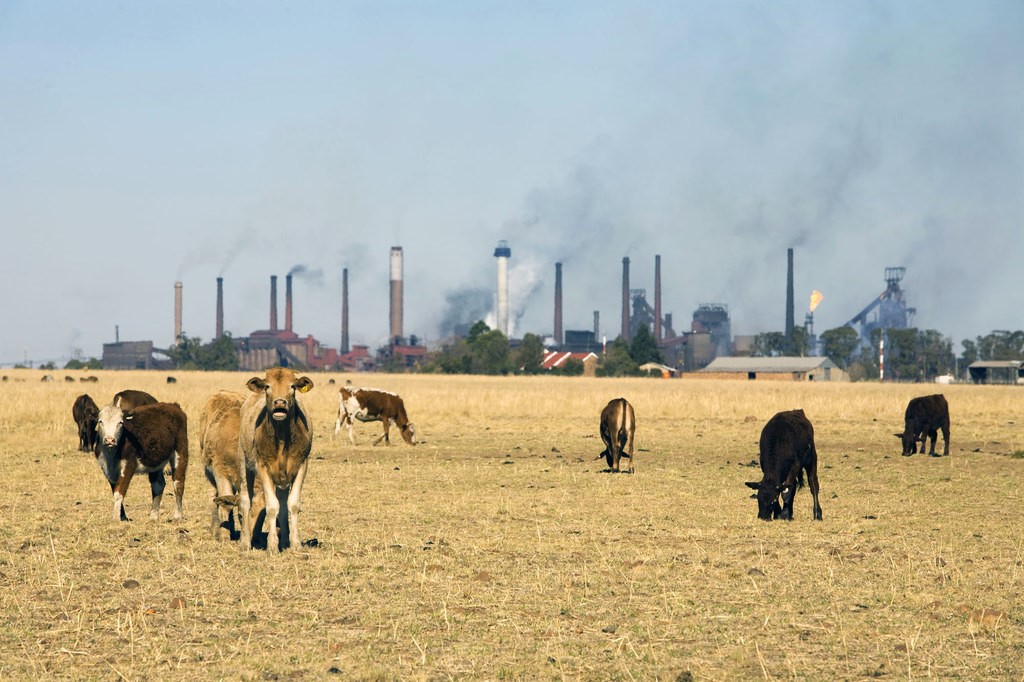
[896,394,950,456]
[95,402,189,522]
[599,397,636,473]
[200,391,263,541]
[335,387,417,446]
[238,368,314,552]
[72,394,99,452]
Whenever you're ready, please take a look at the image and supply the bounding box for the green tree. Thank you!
[885,328,920,381]
[195,334,239,371]
[556,357,585,376]
[516,333,545,374]
[470,329,511,374]
[976,330,1024,361]
[466,320,490,345]
[919,329,954,378]
[64,357,102,370]
[436,339,473,374]
[819,326,860,369]
[959,338,979,367]
[629,325,663,365]
[598,338,639,377]
[791,326,810,357]
[753,332,786,357]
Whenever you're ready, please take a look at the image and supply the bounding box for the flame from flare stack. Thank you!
[809,290,824,313]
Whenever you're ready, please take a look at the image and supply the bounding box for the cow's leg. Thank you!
[343,413,357,446]
[258,466,281,552]
[941,421,950,456]
[109,480,129,521]
[113,458,139,522]
[212,471,236,540]
[285,459,308,550]
[373,418,391,446]
[170,436,188,521]
[806,459,823,521]
[148,470,166,520]
[626,428,636,474]
[238,465,255,550]
[927,429,939,456]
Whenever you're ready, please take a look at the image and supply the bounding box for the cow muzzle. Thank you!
[271,401,289,421]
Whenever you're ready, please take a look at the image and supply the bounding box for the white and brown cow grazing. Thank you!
[112,389,158,411]
[334,387,417,446]
[94,402,189,522]
[238,367,314,552]
[200,391,263,541]
[598,397,636,473]
[72,393,99,452]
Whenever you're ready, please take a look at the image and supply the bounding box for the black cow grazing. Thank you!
[166,376,177,384]
[599,397,636,473]
[72,394,99,452]
[896,394,950,457]
[745,409,823,521]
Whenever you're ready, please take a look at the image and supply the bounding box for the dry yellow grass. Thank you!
[1,369,1022,680]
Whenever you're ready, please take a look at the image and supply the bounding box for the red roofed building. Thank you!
[542,351,598,376]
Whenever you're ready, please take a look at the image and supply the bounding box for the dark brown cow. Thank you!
[745,409,823,522]
[94,402,189,522]
[238,368,314,552]
[112,389,158,410]
[598,397,636,473]
[72,394,99,452]
[896,394,950,456]
[335,387,417,446]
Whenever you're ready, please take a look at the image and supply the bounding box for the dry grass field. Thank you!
[1,369,1022,680]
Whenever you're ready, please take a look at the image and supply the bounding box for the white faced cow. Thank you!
[237,367,314,552]
[334,387,417,446]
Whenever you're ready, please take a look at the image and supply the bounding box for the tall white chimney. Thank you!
[389,247,403,342]
[494,241,511,336]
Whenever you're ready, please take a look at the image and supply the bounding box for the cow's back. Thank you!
[73,394,98,422]
[201,391,244,478]
[121,402,188,467]
[759,409,814,476]
[906,394,948,426]
[113,390,158,411]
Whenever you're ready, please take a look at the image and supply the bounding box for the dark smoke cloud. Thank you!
[287,264,325,286]
[437,288,492,338]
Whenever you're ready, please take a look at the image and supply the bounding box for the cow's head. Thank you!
[401,422,417,445]
[95,405,125,449]
[745,481,791,521]
[247,367,313,423]
[894,432,919,455]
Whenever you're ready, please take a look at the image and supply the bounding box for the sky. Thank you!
[1,1,1021,366]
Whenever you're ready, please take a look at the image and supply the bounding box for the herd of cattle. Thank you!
[69,368,953,550]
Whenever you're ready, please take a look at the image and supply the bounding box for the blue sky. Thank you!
[2,2,1021,364]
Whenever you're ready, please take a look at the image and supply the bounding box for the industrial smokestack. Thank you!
[341,267,349,354]
[554,262,563,347]
[654,254,662,343]
[785,248,795,350]
[494,241,511,337]
[621,257,631,341]
[215,277,224,339]
[270,275,278,332]
[285,273,293,333]
[390,247,404,342]
[593,310,600,339]
[174,281,183,345]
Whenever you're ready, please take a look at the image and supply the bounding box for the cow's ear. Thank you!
[744,481,760,490]
[295,376,314,393]
[893,433,903,439]
[246,378,267,393]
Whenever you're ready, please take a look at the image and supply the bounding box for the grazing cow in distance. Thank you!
[81,376,99,383]
[200,391,262,541]
[598,398,636,473]
[238,368,314,552]
[745,409,823,522]
[72,394,99,452]
[112,389,157,410]
[41,375,54,382]
[166,376,177,384]
[335,387,417,446]
[64,376,76,383]
[896,394,950,457]
[94,402,189,522]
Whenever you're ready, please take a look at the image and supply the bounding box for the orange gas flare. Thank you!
[809,290,824,313]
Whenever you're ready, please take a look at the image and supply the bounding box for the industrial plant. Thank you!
[101,241,918,375]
